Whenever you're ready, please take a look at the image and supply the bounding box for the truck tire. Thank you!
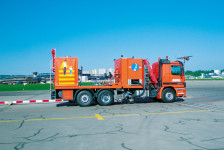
[97,90,114,106]
[77,90,93,107]
[161,88,176,103]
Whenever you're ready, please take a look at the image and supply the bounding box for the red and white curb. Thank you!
[0,99,68,105]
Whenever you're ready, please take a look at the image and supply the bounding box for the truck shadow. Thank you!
[113,97,185,105]
[56,102,78,107]
[56,98,185,107]
[56,100,98,107]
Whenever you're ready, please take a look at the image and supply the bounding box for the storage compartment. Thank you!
[62,90,73,100]
[114,58,144,88]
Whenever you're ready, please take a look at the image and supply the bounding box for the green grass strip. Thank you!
[0,84,53,92]
[0,82,94,92]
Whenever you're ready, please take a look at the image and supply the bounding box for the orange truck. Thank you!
[51,50,186,106]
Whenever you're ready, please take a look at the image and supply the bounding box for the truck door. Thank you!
[162,64,171,84]
[170,64,184,83]
[162,63,185,86]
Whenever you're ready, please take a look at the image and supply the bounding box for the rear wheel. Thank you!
[162,88,176,103]
[77,90,93,107]
[97,90,114,106]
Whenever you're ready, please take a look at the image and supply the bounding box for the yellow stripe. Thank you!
[59,78,75,81]
[95,114,104,120]
[0,120,22,123]
[59,74,75,77]
[0,110,212,123]
[102,110,212,118]
[0,116,95,123]
[103,114,140,117]
[59,82,75,85]
[59,70,75,73]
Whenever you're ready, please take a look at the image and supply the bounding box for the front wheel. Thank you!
[161,88,176,103]
[77,90,93,107]
[97,90,114,106]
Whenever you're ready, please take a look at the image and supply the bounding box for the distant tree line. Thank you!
[185,70,224,77]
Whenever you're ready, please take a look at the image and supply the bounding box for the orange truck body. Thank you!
[52,54,186,106]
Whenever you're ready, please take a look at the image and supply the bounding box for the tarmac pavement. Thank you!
[0,81,224,150]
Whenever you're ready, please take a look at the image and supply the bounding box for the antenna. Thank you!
[177,56,192,66]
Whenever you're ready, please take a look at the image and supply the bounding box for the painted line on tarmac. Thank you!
[0,116,95,123]
[0,109,212,123]
[95,114,104,120]
[102,110,212,118]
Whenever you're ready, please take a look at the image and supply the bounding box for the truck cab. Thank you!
[152,57,186,102]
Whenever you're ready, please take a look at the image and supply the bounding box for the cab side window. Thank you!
[171,65,182,75]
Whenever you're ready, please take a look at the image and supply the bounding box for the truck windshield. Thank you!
[171,65,182,75]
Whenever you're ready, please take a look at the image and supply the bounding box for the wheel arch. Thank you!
[161,87,177,103]
[74,89,95,101]
[95,89,114,98]
[163,87,176,94]
[157,86,176,99]
[96,89,114,106]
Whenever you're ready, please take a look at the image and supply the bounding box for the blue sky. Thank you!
[0,0,223,75]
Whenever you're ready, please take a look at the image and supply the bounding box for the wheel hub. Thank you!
[165,92,174,101]
[81,95,89,103]
[102,94,110,103]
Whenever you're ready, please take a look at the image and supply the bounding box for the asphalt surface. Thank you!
[0,81,224,150]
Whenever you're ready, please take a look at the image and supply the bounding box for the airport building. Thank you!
[200,70,224,79]
[0,72,55,84]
